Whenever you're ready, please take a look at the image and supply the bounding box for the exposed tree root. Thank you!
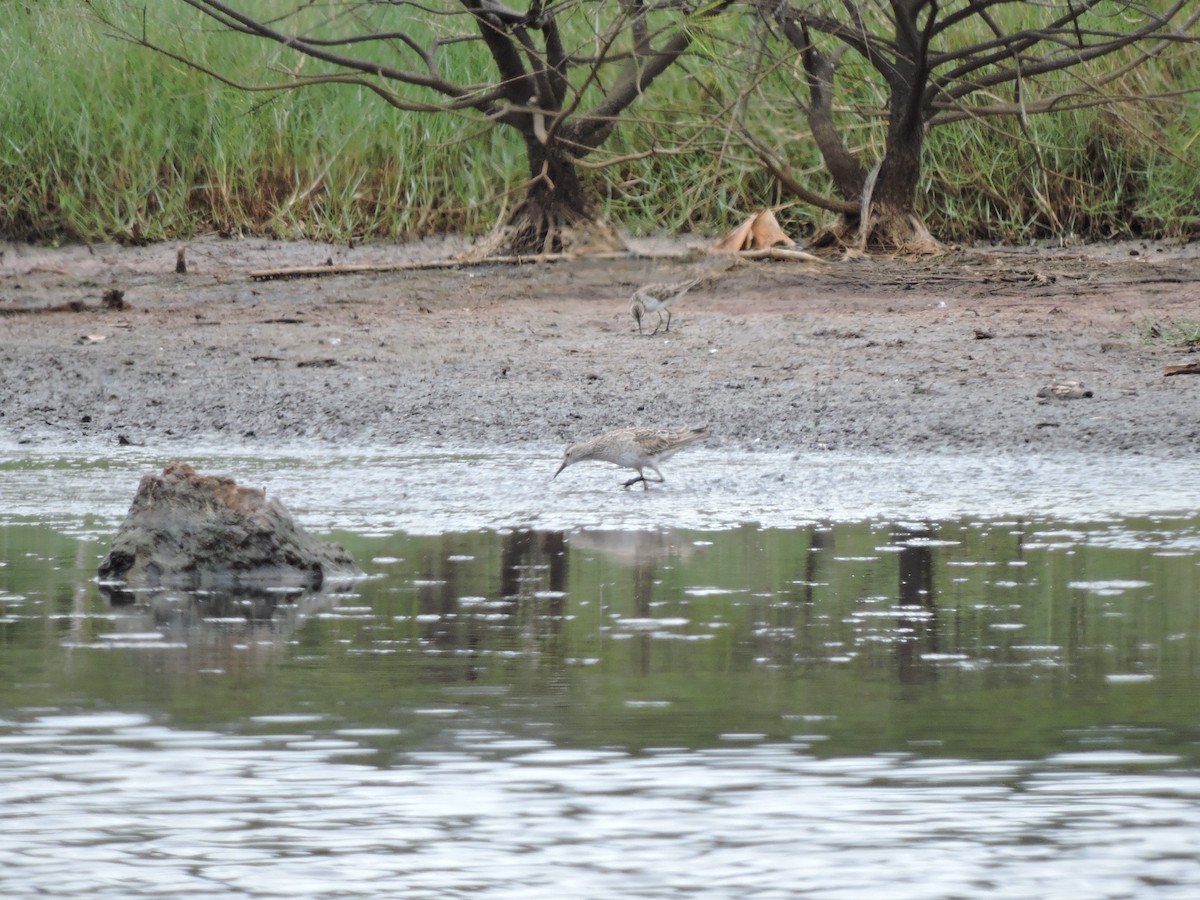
[460,201,626,262]
[810,209,946,257]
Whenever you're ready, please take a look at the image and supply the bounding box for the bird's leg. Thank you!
[651,313,663,336]
[664,309,672,332]
[626,466,663,490]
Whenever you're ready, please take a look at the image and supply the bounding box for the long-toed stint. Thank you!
[630,277,701,335]
[553,426,709,489]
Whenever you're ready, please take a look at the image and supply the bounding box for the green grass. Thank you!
[1,0,512,242]
[1139,318,1200,348]
[3,0,1199,244]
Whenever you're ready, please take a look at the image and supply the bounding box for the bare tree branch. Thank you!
[747,0,1200,248]
[95,0,726,254]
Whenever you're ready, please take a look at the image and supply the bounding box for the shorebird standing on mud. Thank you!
[630,277,701,335]
[553,426,709,489]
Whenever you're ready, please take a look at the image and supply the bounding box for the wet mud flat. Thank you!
[2,236,1199,455]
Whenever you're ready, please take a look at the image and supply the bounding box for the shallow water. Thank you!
[1,443,1197,533]
[2,448,1199,898]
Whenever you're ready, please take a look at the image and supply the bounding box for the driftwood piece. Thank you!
[733,247,827,264]
[1163,362,1200,377]
[248,251,629,282]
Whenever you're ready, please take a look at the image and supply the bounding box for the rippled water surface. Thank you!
[2,448,1199,898]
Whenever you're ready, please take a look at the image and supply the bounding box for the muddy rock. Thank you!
[97,462,360,589]
[1036,381,1093,400]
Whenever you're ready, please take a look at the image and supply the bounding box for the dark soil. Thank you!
[3,236,1199,454]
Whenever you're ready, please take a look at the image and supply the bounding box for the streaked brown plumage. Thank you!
[630,277,701,335]
[553,426,709,490]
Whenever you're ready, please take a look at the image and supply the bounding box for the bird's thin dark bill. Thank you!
[553,462,567,479]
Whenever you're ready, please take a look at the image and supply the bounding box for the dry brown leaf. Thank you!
[712,213,757,252]
[713,210,795,252]
[749,209,795,249]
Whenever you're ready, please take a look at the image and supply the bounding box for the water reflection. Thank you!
[4,516,1198,756]
[892,524,938,683]
[500,528,567,599]
[566,528,698,568]
[91,584,344,674]
[4,514,1200,896]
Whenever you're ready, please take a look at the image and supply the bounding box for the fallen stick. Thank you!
[248,250,631,281]
[732,247,828,264]
[1163,361,1200,376]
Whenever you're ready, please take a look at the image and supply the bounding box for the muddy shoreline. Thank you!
[2,236,1198,456]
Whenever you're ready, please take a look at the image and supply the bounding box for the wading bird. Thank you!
[554,426,709,489]
[630,277,701,335]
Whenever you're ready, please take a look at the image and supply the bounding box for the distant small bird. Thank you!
[630,277,701,335]
[554,426,709,490]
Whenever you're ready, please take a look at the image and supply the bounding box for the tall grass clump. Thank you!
[1137,317,1200,349]
[920,48,1200,243]
[1,0,519,242]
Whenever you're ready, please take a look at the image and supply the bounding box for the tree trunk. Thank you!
[811,77,942,255]
[862,99,941,254]
[874,114,923,212]
[785,7,943,255]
